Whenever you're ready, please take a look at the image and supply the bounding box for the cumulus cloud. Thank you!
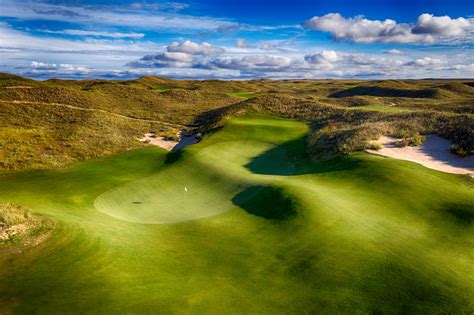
[30,61,90,71]
[201,55,296,72]
[167,40,224,55]
[305,50,340,65]
[412,14,470,36]
[303,13,472,44]
[128,40,224,68]
[127,52,193,68]
[127,41,474,79]
[19,61,93,78]
[17,49,474,79]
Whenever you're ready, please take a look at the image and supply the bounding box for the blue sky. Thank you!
[0,0,473,79]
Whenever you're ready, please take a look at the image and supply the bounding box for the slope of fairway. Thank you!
[0,115,473,314]
[95,117,306,223]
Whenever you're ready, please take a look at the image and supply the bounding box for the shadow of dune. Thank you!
[191,101,249,132]
[444,203,473,225]
[329,86,438,98]
[418,135,474,170]
[232,185,298,220]
[165,150,184,165]
[245,136,362,176]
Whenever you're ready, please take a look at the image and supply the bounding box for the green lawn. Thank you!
[228,92,257,100]
[0,115,473,314]
[151,86,172,92]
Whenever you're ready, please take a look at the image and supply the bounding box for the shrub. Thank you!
[0,203,30,227]
[451,144,469,157]
[394,139,409,147]
[366,143,382,150]
[160,130,180,141]
[407,134,426,146]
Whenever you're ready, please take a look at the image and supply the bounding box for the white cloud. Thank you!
[128,52,193,68]
[126,40,474,79]
[128,1,189,13]
[30,61,90,72]
[303,13,472,44]
[203,55,295,72]
[0,23,157,53]
[412,14,470,36]
[13,49,474,79]
[128,40,224,68]
[235,39,253,48]
[40,29,145,39]
[404,57,443,67]
[0,0,233,32]
[384,49,403,54]
[259,43,277,51]
[167,40,224,55]
[305,50,340,65]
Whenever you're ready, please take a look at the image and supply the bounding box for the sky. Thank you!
[0,0,473,79]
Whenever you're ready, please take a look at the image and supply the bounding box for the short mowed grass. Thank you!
[0,115,473,314]
[228,91,257,100]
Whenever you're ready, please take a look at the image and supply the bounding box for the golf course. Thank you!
[1,115,473,313]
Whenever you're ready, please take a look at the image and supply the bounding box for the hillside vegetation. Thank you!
[1,73,472,172]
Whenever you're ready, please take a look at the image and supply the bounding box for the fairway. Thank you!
[0,116,473,313]
[95,117,307,223]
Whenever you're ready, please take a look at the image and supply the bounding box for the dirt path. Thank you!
[3,86,35,89]
[0,99,185,128]
[367,135,474,177]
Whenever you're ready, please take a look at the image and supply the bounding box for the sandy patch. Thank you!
[367,135,474,177]
[138,132,199,151]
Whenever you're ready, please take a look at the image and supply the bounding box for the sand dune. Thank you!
[138,132,198,151]
[367,135,474,177]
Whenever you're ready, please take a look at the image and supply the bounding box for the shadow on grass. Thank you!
[165,150,184,165]
[444,203,473,225]
[232,185,297,220]
[245,136,362,176]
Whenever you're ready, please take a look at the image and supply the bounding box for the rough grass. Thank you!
[0,203,30,226]
[0,203,53,246]
[0,74,472,173]
[0,116,472,313]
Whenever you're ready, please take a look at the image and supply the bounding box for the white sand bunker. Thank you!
[138,132,198,151]
[367,135,474,177]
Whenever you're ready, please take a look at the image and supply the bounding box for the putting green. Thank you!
[0,115,473,314]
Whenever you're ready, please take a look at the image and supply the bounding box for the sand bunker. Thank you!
[367,135,474,177]
[138,132,198,151]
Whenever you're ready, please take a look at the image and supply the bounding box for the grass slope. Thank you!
[0,116,473,313]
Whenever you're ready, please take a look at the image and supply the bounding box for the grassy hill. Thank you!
[0,115,472,313]
[1,73,472,172]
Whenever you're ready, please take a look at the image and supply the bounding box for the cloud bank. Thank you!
[303,13,472,44]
